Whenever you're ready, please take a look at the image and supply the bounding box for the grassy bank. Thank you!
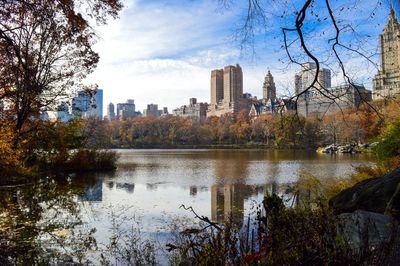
[0,149,119,185]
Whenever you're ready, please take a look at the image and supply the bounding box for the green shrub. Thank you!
[374,120,400,160]
[66,149,119,171]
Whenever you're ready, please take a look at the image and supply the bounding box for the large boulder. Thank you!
[330,167,400,218]
[337,210,395,249]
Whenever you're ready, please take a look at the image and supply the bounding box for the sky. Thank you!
[85,0,398,115]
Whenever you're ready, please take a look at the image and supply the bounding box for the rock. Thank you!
[337,210,396,250]
[318,144,338,153]
[338,144,358,153]
[330,167,400,218]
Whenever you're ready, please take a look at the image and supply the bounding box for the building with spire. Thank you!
[373,7,400,100]
[263,70,276,101]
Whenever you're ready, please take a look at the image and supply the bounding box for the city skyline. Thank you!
[85,0,397,116]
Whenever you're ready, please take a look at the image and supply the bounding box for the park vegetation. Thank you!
[0,0,122,179]
[87,96,400,152]
[1,0,398,264]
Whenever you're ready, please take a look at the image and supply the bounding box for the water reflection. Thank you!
[116,182,135,193]
[190,186,197,196]
[79,178,103,202]
[0,150,374,264]
[264,180,280,196]
[211,184,251,225]
[213,150,249,179]
[0,174,99,263]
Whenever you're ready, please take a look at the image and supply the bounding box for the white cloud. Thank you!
[84,0,387,115]
[87,0,248,113]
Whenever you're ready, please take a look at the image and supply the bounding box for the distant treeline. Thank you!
[84,97,400,150]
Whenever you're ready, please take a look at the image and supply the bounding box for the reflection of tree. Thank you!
[0,175,98,264]
[213,150,249,178]
[264,181,280,197]
[211,184,256,226]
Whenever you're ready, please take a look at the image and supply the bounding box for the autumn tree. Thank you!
[0,121,24,175]
[229,109,251,143]
[274,114,305,148]
[251,114,274,144]
[0,0,122,149]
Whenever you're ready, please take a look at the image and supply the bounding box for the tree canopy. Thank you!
[0,0,122,144]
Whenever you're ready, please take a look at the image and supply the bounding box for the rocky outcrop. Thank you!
[330,167,400,219]
[337,210,394,249]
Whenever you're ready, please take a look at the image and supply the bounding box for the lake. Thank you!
[0,149,374,264]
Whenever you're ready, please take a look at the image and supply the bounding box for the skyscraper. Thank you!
[143,104,159,117]
[295,61,371,117]
[210,69,224,106]
[56,101,72,122]
[294,73,302,96]
[107,102,115,120]
[116,99,136,119]
[295,62,331,94]
[223,64,243,104]
[208,64,249,117]
[263,70,276,101]
[72,90,91,116]
[95,89,103,119]
[0,99,3,119]
[71,89,103,119]
[373,7,400,100]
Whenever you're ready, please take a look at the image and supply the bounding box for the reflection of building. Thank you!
[211,184,253,225]
[373,8,400,100]
[190,186,197,196]
[207,64,252,117]
[173,98,208,121]
[78,179,103,202]
[213,150,249,178]
[116,182,135,193]
[107,181,135,193]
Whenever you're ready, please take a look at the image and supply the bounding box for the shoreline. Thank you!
[108,144,317,150]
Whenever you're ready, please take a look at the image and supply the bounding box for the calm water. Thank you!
[1,149,374,263]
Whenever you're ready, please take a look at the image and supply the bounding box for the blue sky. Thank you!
[85,0,397,114]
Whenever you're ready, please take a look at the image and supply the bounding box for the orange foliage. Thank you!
[0,122,24,175]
